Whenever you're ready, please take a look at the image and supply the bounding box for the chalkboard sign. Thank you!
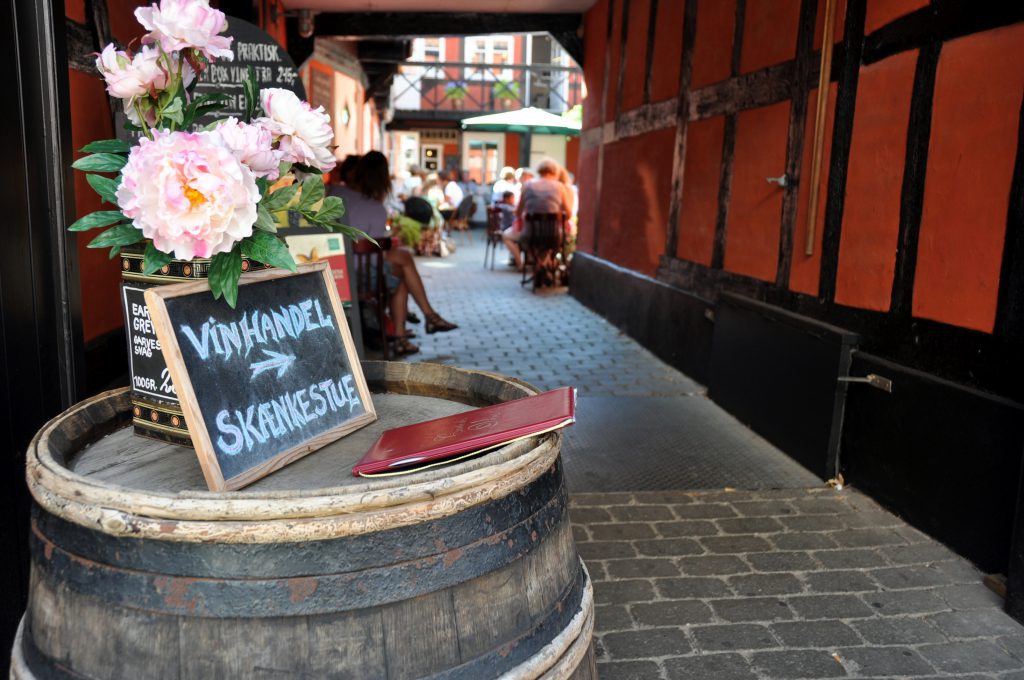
[144,262,375,491]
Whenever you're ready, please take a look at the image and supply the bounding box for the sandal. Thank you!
[425,313,459,334]
[407,311,422,324]
[393,337,420,356]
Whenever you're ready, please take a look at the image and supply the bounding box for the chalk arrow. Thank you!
[250,349,296,379]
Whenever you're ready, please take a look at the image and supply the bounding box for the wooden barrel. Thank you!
[13,362,596,680]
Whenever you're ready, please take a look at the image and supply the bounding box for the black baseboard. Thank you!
[709,294,859,480]
[841,352,1024,574]
[570,252,714,384]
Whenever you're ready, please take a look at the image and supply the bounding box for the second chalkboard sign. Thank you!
[145,262,376,491]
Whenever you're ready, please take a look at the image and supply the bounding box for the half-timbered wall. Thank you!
[574,0,1024,575]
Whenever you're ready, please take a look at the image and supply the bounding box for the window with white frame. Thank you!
[464,35,514,81]
[407,37,446,80]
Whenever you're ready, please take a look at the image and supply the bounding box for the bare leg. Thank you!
[502,235,523,270]
[389,279,409,336]
[385,249,436,317]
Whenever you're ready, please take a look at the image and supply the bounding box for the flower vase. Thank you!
[119,245,271,446]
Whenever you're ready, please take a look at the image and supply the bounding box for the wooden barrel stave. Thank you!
[16,363,596,680]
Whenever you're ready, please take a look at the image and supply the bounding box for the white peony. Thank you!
[258,88,336,172]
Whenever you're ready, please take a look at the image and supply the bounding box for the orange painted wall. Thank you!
[675,116,725,266]
[596,127,676,275]
[576,145,599,254]
[504,133,521,168]
[790,84,838,295]
[723,101,791,282]
[740,0,800,73]
[691,0,735,89]
[565,137,580,177]
[814,0,847,49]
[620,0,650,112]
[606,0,624,123]
[582,0,609,130]
[650,0,685,102]
[834,50,917,311]
[912,25,1024,332]
[864,0,929,35]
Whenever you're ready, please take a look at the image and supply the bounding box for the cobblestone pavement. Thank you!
[398,235,1024,677]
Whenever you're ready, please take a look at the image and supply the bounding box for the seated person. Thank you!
[502,159,573,272]
[496,191,516,230]
[329,152,458,355]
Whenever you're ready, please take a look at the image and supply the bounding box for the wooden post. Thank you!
[804,0,838,256]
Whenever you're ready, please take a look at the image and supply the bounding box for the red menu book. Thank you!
[352,387,576,477]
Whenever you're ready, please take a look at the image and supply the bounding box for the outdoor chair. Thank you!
[446,195,476,245]
[520,212,565,292]
[484,206,504,270]
[352,238,390,359]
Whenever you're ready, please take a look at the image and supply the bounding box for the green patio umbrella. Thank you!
[460,107,582,136]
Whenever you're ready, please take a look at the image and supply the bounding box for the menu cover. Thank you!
[352,387,576,477]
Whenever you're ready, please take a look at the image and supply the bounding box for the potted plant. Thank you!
[492,80,519,109]
[445,80,468,109]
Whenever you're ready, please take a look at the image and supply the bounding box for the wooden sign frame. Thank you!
[144,261,376,491]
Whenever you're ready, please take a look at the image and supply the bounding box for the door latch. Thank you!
[766,174,789,187]
[837,373,892,393]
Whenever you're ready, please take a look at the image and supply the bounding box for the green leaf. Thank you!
[72,153,127,173]
[314,195,345,225]
[291,163,323,175]
[243,65,259,123]
[208,248,243,307]
[142,242,174,275]
[87,224,143,248]
[86,174,119,204]
[80,139,131,154]
[68,210,125,232]
[262,182,299,211]
[255,177,270,198]
[242,232,297,272]
[108,245,122,259]
[297,176,325,212]
[161,98,184,125]
[254,204,277,233]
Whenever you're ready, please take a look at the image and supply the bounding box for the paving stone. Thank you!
[634,491,694,504]
[928,610,1024,639]
[813,548,889,569]
[655,577,732,600]
[716,517,786,534]
[751,649,848,678]
[935,583,1005,610]
[601,627,691,659]
[771,620,863,647]
[569,506,613,523]
[934,559,986,584]
[655,520,720,537]
[919,640,1024,673]
[710,597,795,622]
[879,543,961,565]
[606,558,681,579]
[608,505,676,521]
[865,589,950,615]
[672,503,738,519]
[746,551,819,572]
[578,541,637,560]
[590,522,658,541]
[731,500,797,517]
[677,554,751,576]
[587,561,609,582]
[634,538,705,557]
[841,510,906,529]
[788,594,877,620]
[780,514,848,532]
[836,646,936,676]
[571,492,635,506]
[830,527,907,548]
[693,623,780,651]
[594,579,656,606]
[664,653,759,680]
[852,617,947,645]
[771,532,840,550]
[998,634,1024,661]
[632,599,714,627]
[595,660,663,680]
[572,525,590,543]
[595,605,634,631]
[804,570,879,593]
[790,497,854,515]
[871,564,957,589]
[728,573,805,596]
[701,535,774,554]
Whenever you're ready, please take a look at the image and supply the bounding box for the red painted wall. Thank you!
[576,145,599,254]
[582,0,609,130]
[606,0,624,123]
[596,127,676,275]
[740,0,799,73]
[834,50,917,311]
[864,0,929,35]
[690,0,735,89]
[723,101,791,282]
[912,24,1024,332]
[504,132,521,168]
[565,137,580,177]
[620,0,650,112]
[650,0,685,102]
[675,116,724,266]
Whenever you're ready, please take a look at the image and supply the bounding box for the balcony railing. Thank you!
[390,61,584,115]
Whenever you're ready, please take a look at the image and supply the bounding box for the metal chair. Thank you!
[484,206,504,270]
[520,212,565,291]
[352,239,389,359]
[446,195,476,244]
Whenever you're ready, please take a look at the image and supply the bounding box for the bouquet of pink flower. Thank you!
[69,0,362,306]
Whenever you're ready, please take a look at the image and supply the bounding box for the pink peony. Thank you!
[116,130,259,260]
[97,44,195,105]
[258,88,336,172]
[135,0,233,61]
[215,118,281,180]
